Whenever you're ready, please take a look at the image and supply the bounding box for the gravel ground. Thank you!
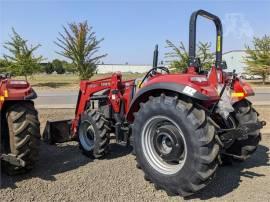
[0,108,270,202]
[255,106,270,133]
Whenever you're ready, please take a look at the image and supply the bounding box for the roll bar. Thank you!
[153,44,159,68]
[188,10,223,68]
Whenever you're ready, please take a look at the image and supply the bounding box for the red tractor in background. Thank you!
[44,10,266,196]
[0,73,40,174]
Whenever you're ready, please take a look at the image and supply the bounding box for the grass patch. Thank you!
[14,73,144,90]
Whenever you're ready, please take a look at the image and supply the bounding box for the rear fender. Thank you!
[1,80,37,101]
[126,82,218,122]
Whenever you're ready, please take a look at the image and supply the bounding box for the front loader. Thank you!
[0,73,41,174]
[44,10,266,197]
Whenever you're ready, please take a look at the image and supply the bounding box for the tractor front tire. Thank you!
[79,110,110,158]
[226,99,261,160]
[5,101,41,174]
[133,95,219,196]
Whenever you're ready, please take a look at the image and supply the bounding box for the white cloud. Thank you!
[224,13,254,39]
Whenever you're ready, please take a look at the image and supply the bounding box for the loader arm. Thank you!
[71,78,112,136]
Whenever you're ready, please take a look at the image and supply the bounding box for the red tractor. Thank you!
[0,73,40,174]
[44,10,265,196]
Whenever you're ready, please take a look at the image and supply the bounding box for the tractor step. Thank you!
[1,153,26,167]
[43,120,72,144]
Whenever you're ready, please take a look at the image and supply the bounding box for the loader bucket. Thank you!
[43,120,72,144]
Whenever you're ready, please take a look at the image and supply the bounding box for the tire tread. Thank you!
[133,95,219,196]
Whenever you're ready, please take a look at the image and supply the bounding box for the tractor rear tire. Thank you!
[133,95,219,197]
[5,101,41,174]
[79,110,110,158]
[226,99,261,160]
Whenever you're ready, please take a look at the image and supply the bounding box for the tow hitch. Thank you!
[217,121,266,161]
[218,121,266,142]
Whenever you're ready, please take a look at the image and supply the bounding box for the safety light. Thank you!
[231,92,245,98]
[4,90,8,97]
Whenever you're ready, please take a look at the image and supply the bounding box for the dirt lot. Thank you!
[0,108,270,202]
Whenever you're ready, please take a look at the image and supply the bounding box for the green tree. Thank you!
[55,21,107,80]
[3,28,43,80]
[165,40,189,72]
[44,62,54,74]
[244,35,270,85]
[165,40,214,72]
[197,42,214,70]
[0,58,10,73]
[52,59,65,74]
[61,60,76,74]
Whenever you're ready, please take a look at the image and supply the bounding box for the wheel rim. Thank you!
[79,120,95,151]
[141,115,187,175]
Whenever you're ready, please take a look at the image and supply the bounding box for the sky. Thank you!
[0,0,270,64]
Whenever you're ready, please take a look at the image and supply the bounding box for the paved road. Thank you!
[35,92,78,108]
[248,88,270,104]
[34,87,270,108]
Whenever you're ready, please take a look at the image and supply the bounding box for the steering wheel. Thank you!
[139,66,170,88]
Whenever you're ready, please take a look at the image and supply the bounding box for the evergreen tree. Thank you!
[165,40,214,72]
[0,58,10,73]
[52,59,65,74]
[197,42,214,70]
[245,35,270,84]
[55,21,107,80]
[165,40,189,72]
[3,28,43,80]
[44,62,54,74]
[62,60,76,74]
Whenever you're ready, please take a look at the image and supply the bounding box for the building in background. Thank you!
[96,50,248,74]
[96,64,153,74]
[40,50,247,74]
[223,50,247,73]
